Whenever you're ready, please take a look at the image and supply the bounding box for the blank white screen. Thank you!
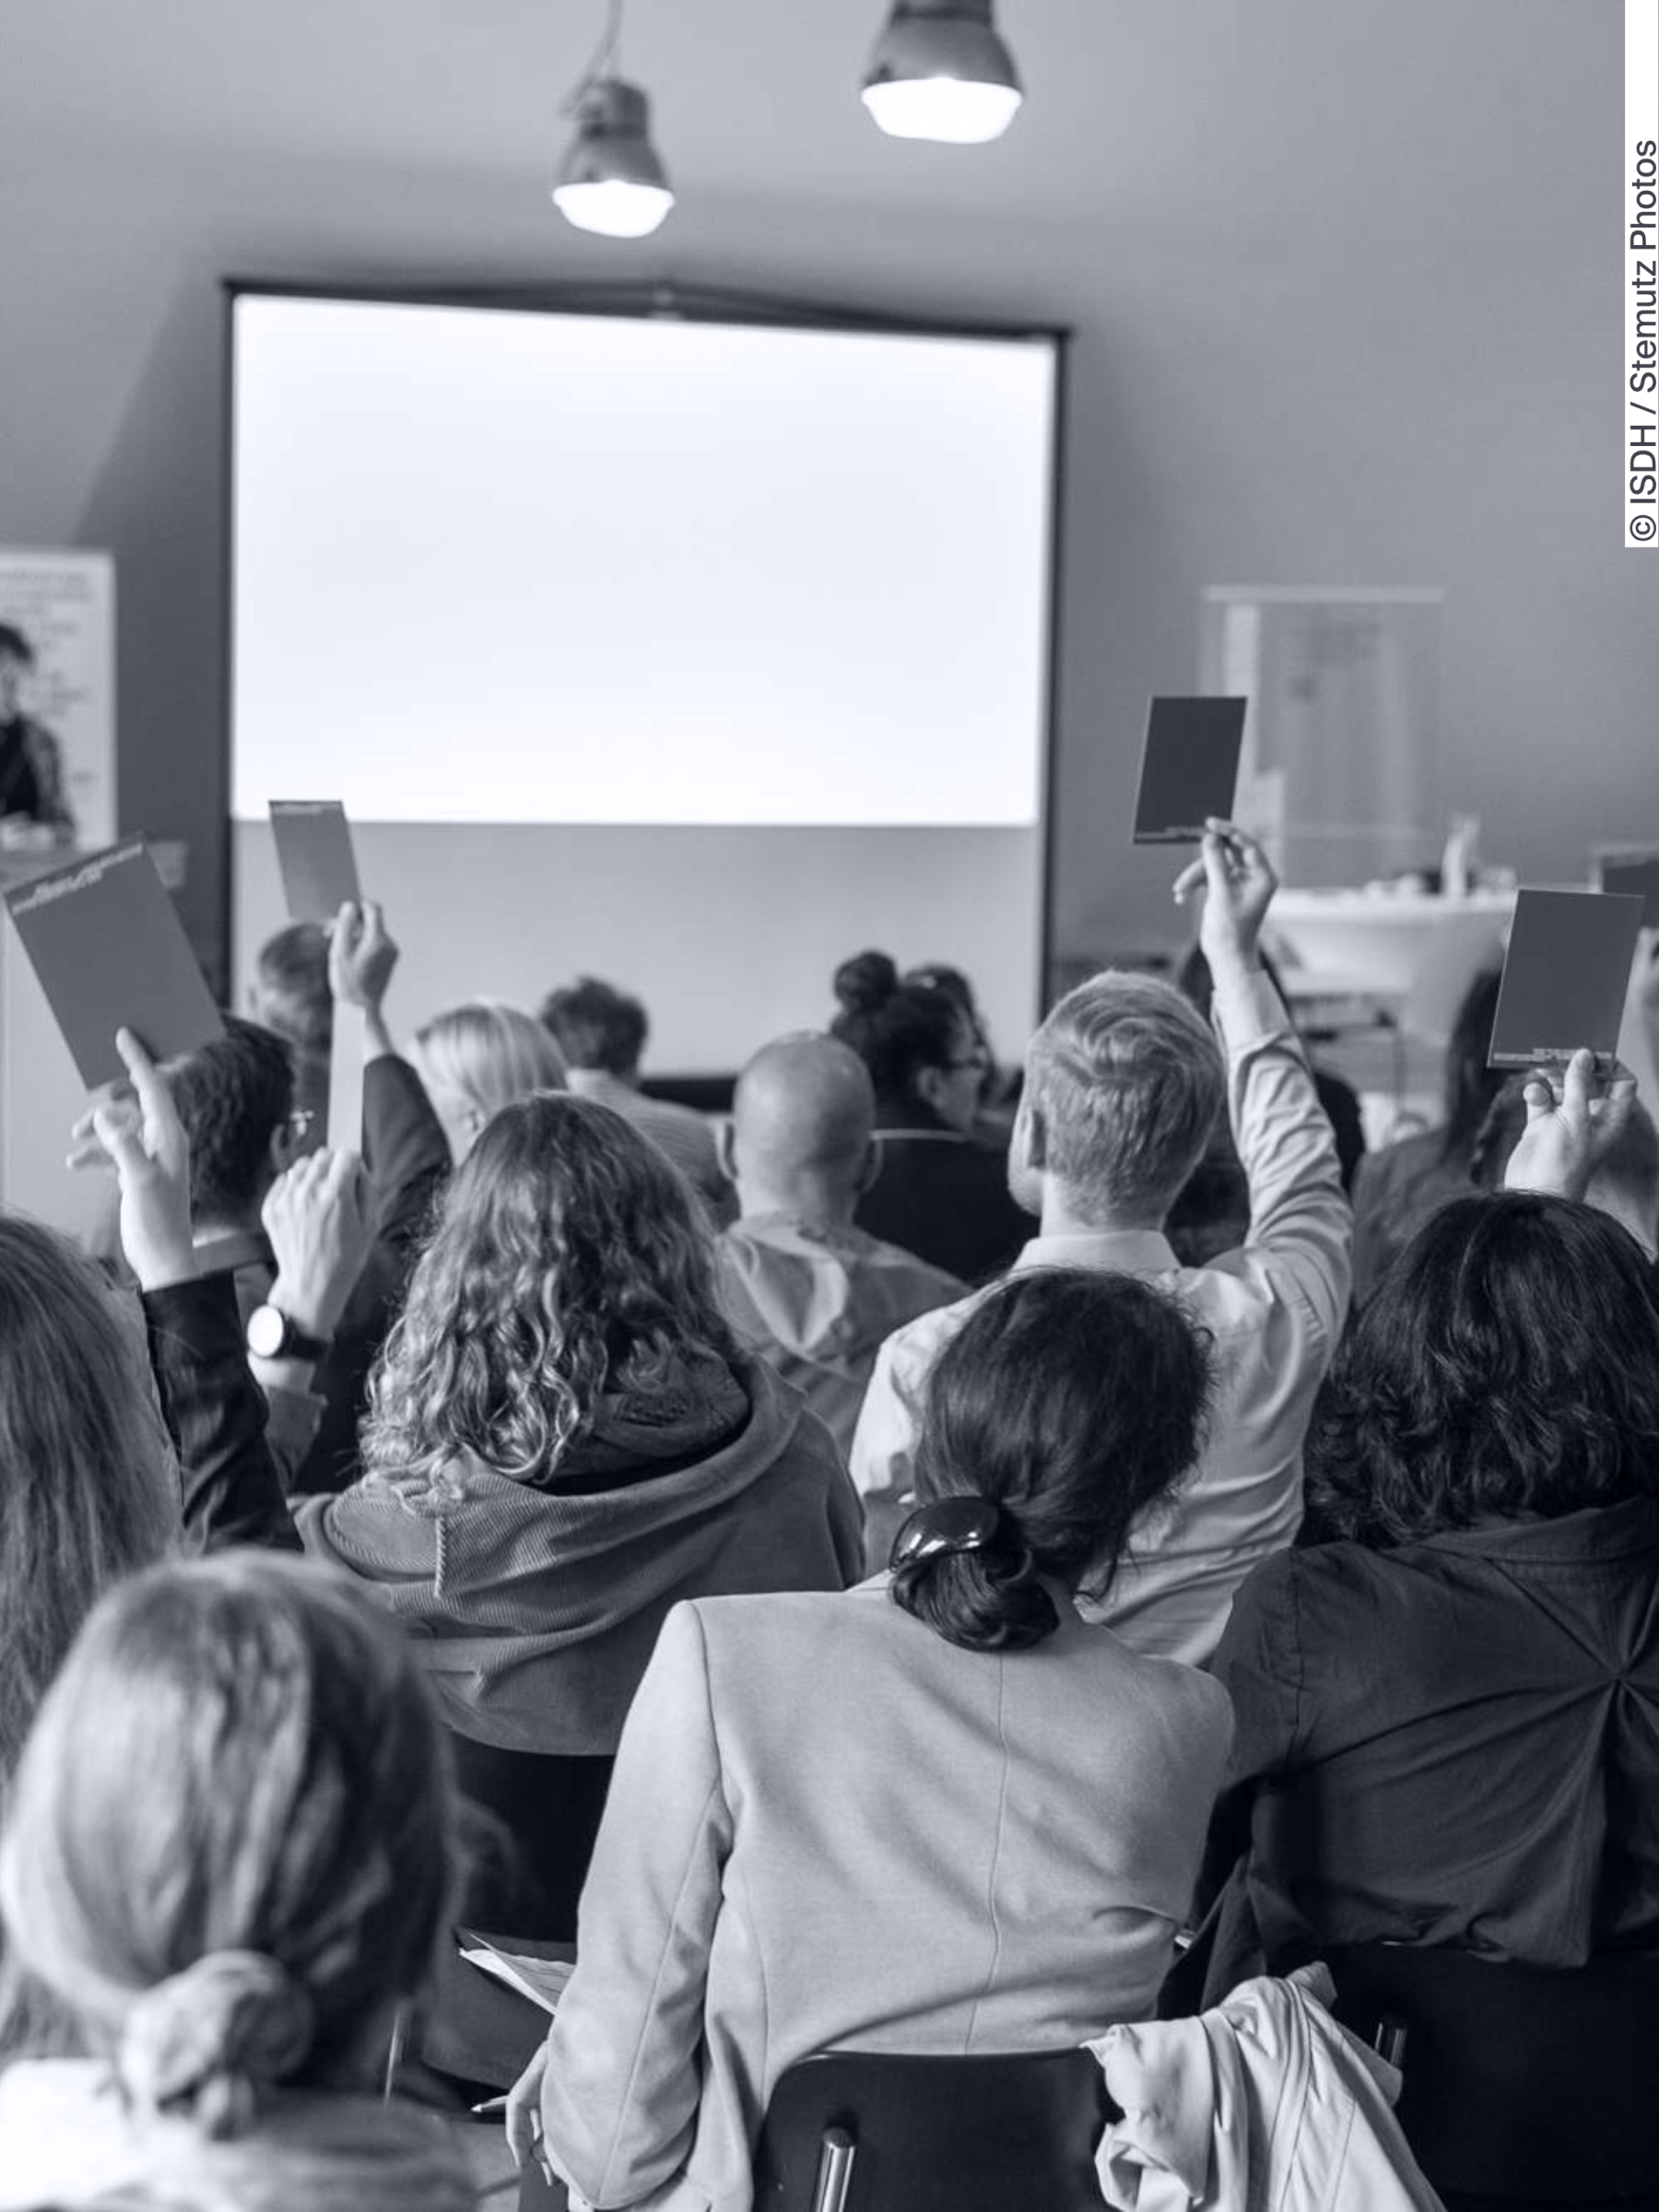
[231,297,1054,827]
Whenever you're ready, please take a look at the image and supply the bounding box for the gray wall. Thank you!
[1,0,1651,1007]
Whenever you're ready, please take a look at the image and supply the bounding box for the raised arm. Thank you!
[1174,821,1351,1336]
[71,1029,299,1552]
[329,899,449,1259]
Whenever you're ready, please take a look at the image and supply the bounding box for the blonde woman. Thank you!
[0,1552,476,2212]
[414,1000,567,1162]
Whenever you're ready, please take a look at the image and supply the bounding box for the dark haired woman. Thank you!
[830,949,1030,1281]
[1348,963,1505,1304]
[1201,1188,1659,1992]
[506,1268,1231,2212]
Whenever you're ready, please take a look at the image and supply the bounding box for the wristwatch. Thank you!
[245,1304,331,1363]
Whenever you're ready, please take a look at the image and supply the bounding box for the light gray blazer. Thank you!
[541,1579,1233,2212]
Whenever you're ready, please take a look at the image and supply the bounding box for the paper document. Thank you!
[457,1930,575,2017]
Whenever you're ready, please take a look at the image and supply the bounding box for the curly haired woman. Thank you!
[294,1092,862,1761]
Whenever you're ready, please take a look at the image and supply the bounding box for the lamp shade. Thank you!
[862,0,1023,144]
[552,78,675,238]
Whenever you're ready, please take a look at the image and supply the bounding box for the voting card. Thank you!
[269,800,360,923]
[1131,698,1247,843]
[1488,888,1645,1069]
[3,839,223,1089]
[1593,846,1659,928]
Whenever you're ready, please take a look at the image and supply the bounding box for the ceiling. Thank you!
[2,0,1606,252]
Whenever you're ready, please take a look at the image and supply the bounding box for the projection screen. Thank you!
[229,288,1059,1070]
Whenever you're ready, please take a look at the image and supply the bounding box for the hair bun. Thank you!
[119,1950,314,2138]
[833,949,900,1017]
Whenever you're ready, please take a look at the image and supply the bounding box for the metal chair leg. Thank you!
[813,2126,856,2212]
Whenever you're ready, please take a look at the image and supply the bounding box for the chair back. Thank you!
[752,2048,1115,2212]
[447,1733,613,1941]
[1324,1943,1659,2203]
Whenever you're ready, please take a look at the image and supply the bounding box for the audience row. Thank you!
[0,819,1655,2209]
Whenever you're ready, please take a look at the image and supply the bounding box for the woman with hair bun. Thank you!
[830,949,1029,1281]
[508,1267,1231,2212]
[0,1551,475,2211]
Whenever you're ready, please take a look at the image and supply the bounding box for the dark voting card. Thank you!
[1594,847,1659,927]
[3,839,223,1088]
[270,800,360,923]
[1488,888,1645,1070]
[1131,697,1247,844]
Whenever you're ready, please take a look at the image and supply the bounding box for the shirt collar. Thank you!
[1416,1495,1659,1565]
[1012,1230,1179,1275]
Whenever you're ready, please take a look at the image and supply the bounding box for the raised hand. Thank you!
[261,1147,372,1342]
[67,1028,198,1291]
[1503,1047,1638,1204]
[1172,818,1277,971]
[327,899,398,1012]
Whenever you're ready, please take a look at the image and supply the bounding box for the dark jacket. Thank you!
[1202,1497,1659,1975]
[142,1275,299,1553]
[854,1109,1030,1285]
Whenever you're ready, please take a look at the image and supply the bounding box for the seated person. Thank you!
[1349,965,1504,1305]
[715,1032,963,1458]
[294,1092,863,1759]
[541,975,732,1221]
[506,1268,1231,2212]
[414,998,567,1163]
[0,1551,476,2210]
[830,949,1030,1283]
[904,959,1020,1133]
[169,903,450,1493]
[852,826,1351,1659]
[249,918,332,1136]
[1201,1060,1659,1994]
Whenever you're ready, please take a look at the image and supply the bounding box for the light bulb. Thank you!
[862,0,1024,146]
[861,77,1022,145]
[551,179,675,238]
[553,78,674,239]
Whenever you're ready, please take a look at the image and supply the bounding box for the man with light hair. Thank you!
[716,1033,964,1458]
[851,822,1352,1665]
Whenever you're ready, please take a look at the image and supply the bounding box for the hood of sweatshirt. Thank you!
[304,1352,863,1754]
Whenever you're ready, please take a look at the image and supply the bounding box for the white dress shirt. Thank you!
[849,966,1352,1666]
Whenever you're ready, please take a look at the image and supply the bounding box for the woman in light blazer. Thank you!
[508,1268,1234,2212]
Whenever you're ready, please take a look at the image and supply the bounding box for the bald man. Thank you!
[716,1034,964,1462]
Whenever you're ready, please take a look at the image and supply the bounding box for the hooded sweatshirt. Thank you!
[294,1351,864,1755]
[0,2064,477,2212]
[716,1217,963,1461]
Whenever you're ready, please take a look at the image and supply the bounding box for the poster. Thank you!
[1199,587,1443,888]
[0,549,116,851]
